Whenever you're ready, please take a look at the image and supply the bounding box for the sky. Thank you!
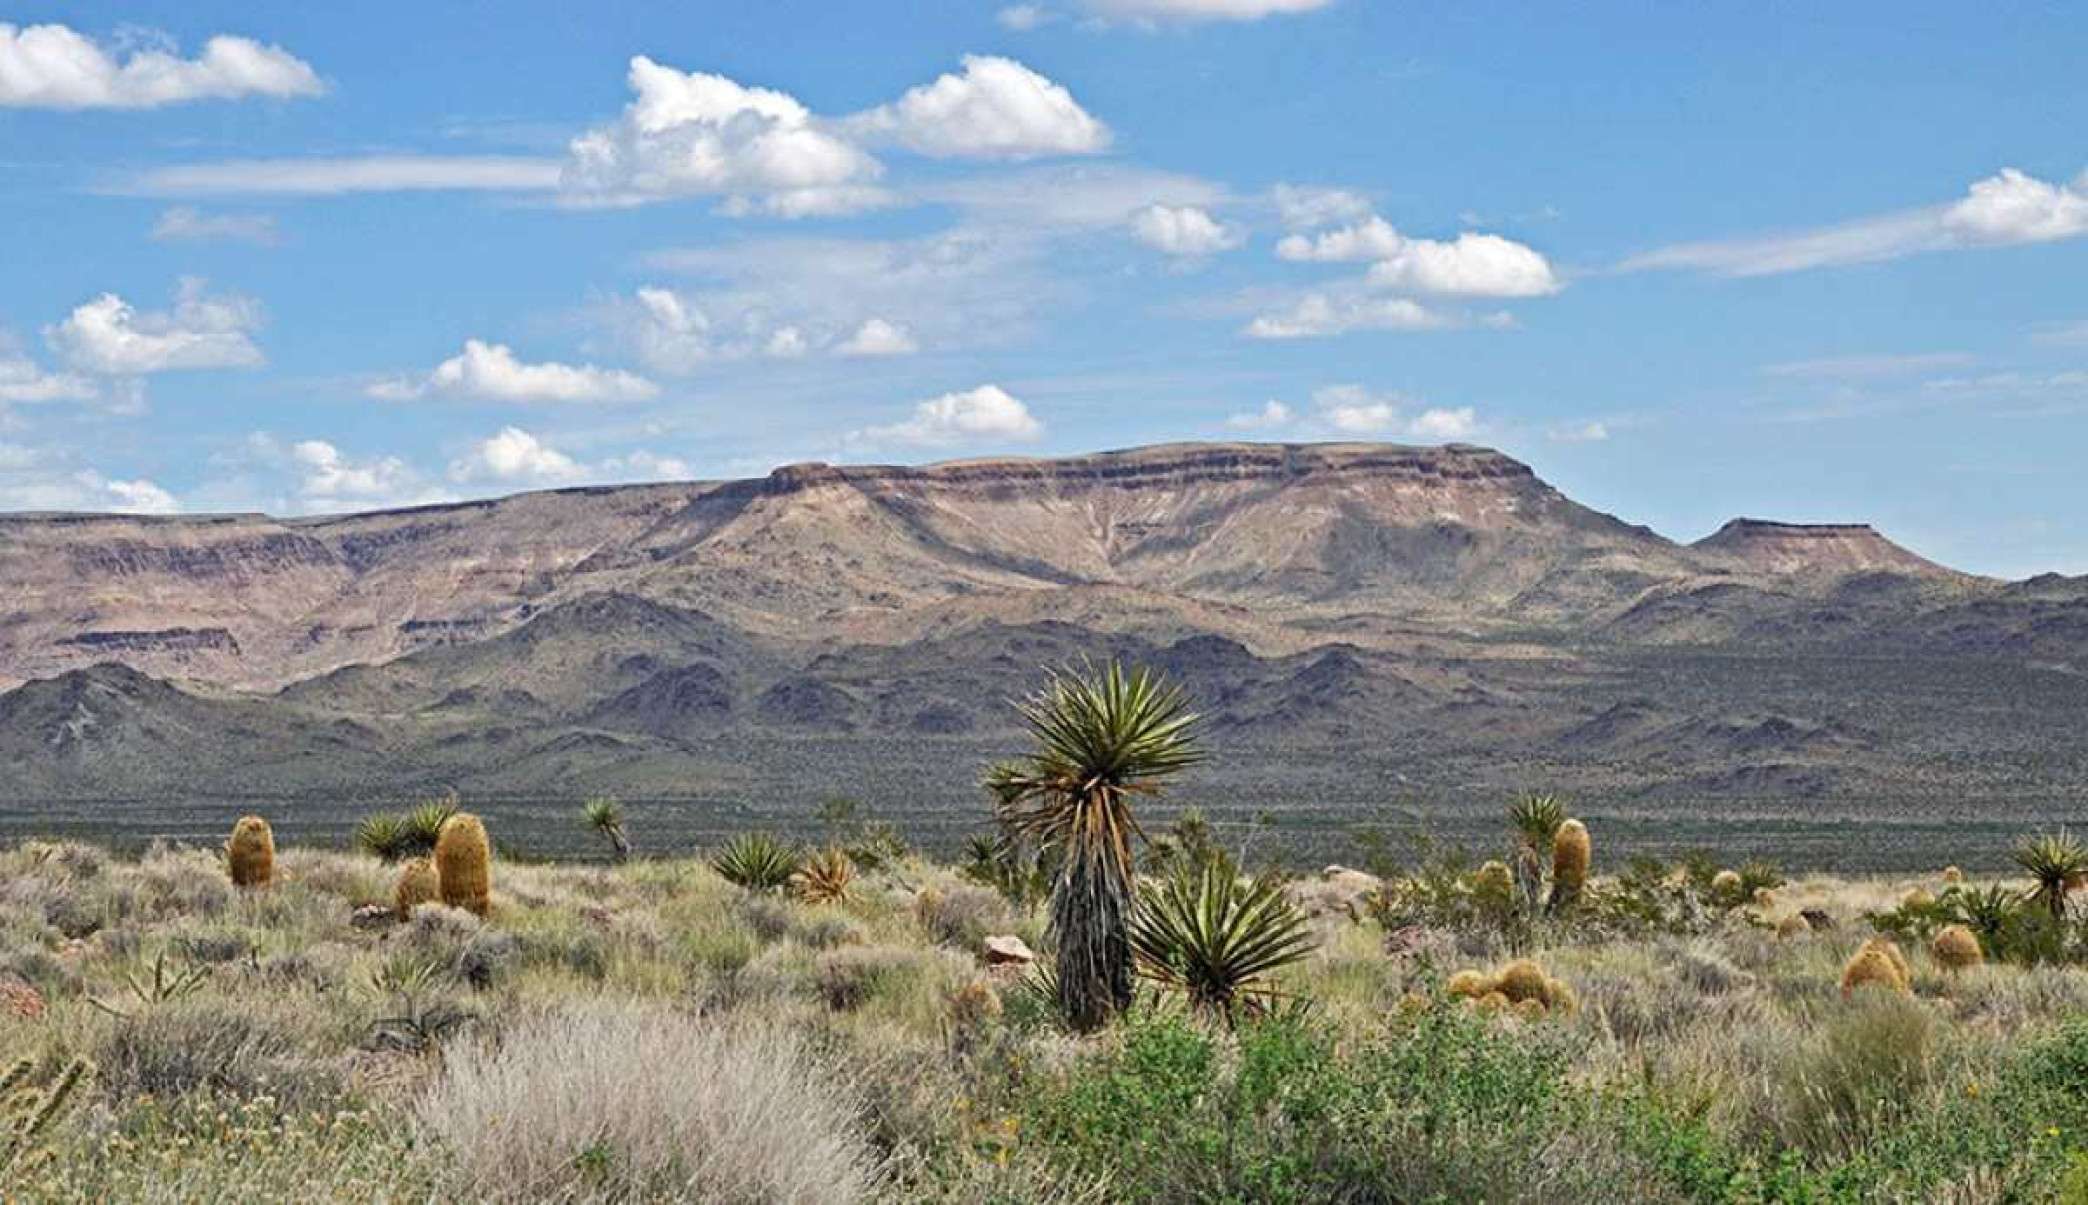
[1,2,2084,578]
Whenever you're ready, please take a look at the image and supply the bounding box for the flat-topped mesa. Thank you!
[761,441,1539,497]
[1693,518,1958,578]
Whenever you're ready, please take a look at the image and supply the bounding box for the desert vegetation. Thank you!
[6,663,2088,1201]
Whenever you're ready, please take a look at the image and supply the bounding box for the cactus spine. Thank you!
[226,815,275,889]
[434,812,492,917]
[1547,819,1590,913]
[394,856,441,921]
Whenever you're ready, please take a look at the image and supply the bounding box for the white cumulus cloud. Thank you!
[1272,183,1373,230]
[849,55,1109,160]
[1279,216,1558,297]
[370,340,657,404]
[101,477,179,514]
[448,426,589,485]
[854,384,1043,448]
[1244,294,1451,339]
[1223,400,1293,430]
[836,318,919,357]
[45,279,263,375]
[561,56,883,213]
[0,23,322,109]
[1131,203,1241,256]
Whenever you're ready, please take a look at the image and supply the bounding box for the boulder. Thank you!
[982,934,1036,966]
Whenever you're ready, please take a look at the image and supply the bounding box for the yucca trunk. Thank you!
[1051,794,1135,1032]
[605,823,631,864]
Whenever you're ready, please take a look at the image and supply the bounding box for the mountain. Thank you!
[2,440,2082,865]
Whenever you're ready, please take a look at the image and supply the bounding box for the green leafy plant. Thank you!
[582,797,631,863]
[2013,830,2087,923]
[710,832,802,894]
[986,660,1204,1032]
[356,795,460,862]
[1130,861,1317,1025]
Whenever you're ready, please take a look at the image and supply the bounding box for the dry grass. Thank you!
[2,839,2087,1201]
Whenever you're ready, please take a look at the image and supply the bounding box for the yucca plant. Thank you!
[711,832,802,894]
[1130,861,1317,1026]
[1952,882,2020,950]
[1508,794,1564,910]
[986,660,1203,1032]
[792,847,855,904]
[2013,829,2087,923]
[86,950,209,1019]
[404,797,461,856]
[356,812,412,862]
[960,830,1053,908]
[582,797,632,863]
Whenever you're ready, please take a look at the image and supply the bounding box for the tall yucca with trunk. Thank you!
[2013,830,2087,923]
[986,661,1203,1032]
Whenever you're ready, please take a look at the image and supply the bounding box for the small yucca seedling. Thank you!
[87,949,209,1019]
[1130,860,1317,1026]
[711,832,802,894]
[2012,830,2087,923]
[0,1056,89,1180]
[582,797,632,864]
[791,847,855,904]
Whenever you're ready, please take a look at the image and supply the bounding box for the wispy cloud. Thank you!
[125,155,561,197]
[1761,352,1975,380]
[1624,167,2088,277]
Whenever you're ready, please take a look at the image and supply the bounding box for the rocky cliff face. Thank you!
[2,441,2078,853]
[0,442,1991,691]
[1693,519,1961,578]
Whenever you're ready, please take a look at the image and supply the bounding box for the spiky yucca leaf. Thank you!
[356,813,411,862]
[711,832,802,894]
[986,660,1203,1032]
[2013,829,2087,922]
[405,798,461,855]
[1508,794,1566,850]
[792,847,855,904]
[1130,861,1317,1026]
[1952,883,2020,947]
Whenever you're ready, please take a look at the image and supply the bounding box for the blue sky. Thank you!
[1,2,2084,577]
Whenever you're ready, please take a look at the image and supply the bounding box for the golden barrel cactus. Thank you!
[1902,888,1936,910]
[1547,819,1591,912]
[1776,913,1811,939]
[1931,924,1983,973]
[1476,991,1511,1014]
[1941,866,1964,885]
[1446,969,1493,999]
[1840,938,1911,997]
[227,815,275,889]
[1495,959,1551,1005]
[394,856,440,921]
[434,812,492,917]
[1474,860,1514,896]
[1709,869,1742,895]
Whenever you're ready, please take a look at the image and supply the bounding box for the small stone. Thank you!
[982,934,1036,966]
[350,904,397,931]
